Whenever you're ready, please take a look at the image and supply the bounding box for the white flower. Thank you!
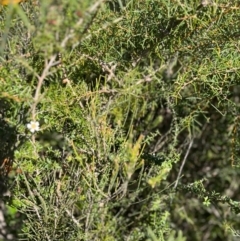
[27,121,40,133]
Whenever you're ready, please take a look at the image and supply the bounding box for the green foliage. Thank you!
[0,0,240,240]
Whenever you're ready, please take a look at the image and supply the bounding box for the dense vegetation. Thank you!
[0,0,240,240]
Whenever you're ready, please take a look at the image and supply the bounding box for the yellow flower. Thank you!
[0,0,25,5]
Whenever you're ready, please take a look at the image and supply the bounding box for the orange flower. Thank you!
[0,0,25,5]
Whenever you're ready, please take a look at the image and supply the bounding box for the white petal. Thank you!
[27,121,40,133]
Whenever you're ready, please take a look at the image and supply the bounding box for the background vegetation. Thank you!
[0,0,240,240]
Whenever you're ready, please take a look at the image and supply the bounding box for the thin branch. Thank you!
[31,54,57,120]
[65,209,81,228]
[174,138,194,189]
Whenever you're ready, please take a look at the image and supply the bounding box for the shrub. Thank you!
[0,0,240,240]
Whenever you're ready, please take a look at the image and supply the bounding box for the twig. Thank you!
[174,138,194,189]
[65,209,81,228]
[31,54,57,120]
